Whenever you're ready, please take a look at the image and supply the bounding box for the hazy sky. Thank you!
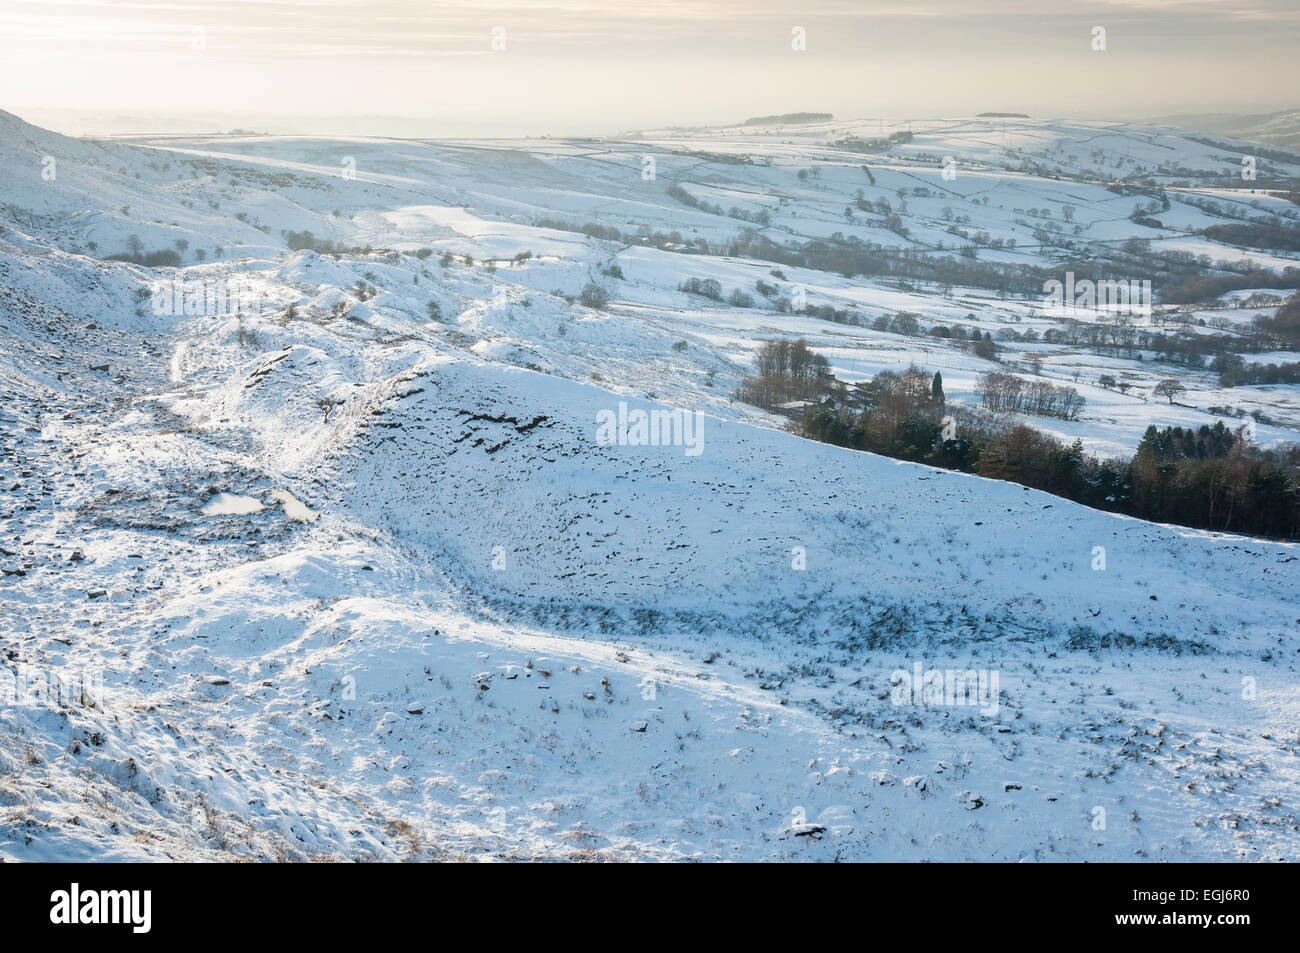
[2,0,1297,136]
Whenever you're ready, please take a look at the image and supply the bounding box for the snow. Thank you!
[200,493,264,516]
[0,110,1298,861]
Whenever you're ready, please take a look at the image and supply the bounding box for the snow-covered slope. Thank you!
[328,358,1293,645]
[1,111,1298,861]
[1156,110,1300,151]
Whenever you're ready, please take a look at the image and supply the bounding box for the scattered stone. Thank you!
[904,775,938,798]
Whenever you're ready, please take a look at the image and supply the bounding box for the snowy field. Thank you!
[1,110,1298,861]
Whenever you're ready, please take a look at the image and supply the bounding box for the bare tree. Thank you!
[579,283,609,309]
[1153,379,1186,404]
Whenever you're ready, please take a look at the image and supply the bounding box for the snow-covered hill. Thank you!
[1156,110,1300,152]
[1,111,1298,861]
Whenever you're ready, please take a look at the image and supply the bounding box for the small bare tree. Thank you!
[1153,379,1186,404]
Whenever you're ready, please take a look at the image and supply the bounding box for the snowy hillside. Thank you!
[1,110,1298,861]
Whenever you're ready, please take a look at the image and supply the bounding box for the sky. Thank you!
[1,0,1297,137]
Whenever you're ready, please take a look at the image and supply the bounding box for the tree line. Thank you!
[976,372,1086,420]
[736,342,1300,540]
